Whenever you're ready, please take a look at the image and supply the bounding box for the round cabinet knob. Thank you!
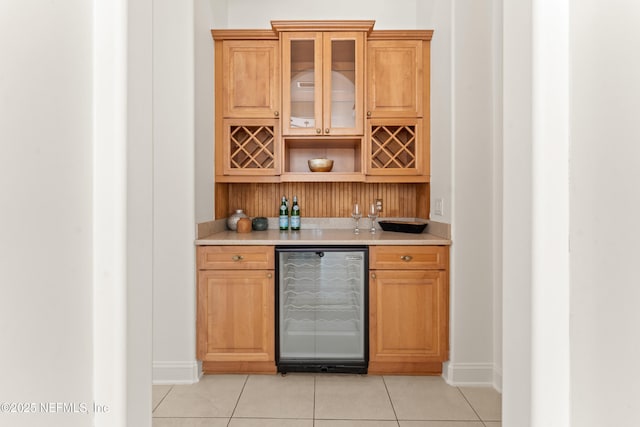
[325,128,330,134]
[367,111,372,117]
[274,111,279,117]
[400,255,413,262]
[371,273,376,279]
[267,273,273,279]
[231,255,244,262]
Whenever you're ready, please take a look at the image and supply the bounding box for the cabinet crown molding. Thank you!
[271,20,375,33]
[211,29,278,40]
[368,30,434,40]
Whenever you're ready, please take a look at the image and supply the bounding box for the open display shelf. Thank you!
[281,137,364,182]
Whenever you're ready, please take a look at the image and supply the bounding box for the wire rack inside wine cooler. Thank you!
[280,251,364,334]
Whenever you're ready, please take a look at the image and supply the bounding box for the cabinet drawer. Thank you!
[369,245,448,270]
[198,246,275,270]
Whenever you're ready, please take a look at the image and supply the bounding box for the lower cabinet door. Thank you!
[369,269,448,364]
[197,269,274,363]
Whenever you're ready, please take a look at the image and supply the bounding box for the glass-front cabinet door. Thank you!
[282,32,323,136]
[282,31,364,136]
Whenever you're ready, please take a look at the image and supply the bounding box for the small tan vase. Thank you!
[236,217,252,233]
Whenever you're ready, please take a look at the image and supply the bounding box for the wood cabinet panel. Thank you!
[221,40,280,118]
[281,136,364,180]
[197,269,274,363]
[370,245,448,270]
[366,118,425,176]
[370,270,447,363]
[197,246,275,270]
[369,244,449,375]
[221,118,281,176]
[220,182,429,219]
[367,40,424,118]
[281,31,365,136]
[212,22,432,198]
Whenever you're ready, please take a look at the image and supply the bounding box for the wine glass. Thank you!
[351,203,362,234]
[368,203,378,233]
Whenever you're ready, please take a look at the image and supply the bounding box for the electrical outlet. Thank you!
[434,198,444,216]
[375,198,383,213]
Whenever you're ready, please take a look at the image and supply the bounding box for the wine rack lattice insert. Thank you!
[229,125,276,169]
[370,125,417,169]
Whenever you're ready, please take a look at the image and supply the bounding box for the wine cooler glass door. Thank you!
[276,246,368,373]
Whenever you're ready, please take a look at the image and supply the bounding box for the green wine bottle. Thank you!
[279,196,289,230]
[290,195,300,230]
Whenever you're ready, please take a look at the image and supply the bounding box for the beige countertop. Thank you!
[196,218,451,246]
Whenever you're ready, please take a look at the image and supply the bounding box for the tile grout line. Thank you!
[381,375,401,427]
[312,374,316,426]
[152,385,174,414]
[456,386,486,425]
[226,374,250,427]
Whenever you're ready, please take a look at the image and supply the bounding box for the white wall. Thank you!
[152,0,199,383]
[1,1,153,426]
[419,3,500,387]
[195,1,216,223]
[123,0,154,424]
[501,0,534,420]
[444,0,497,385]
[225,0,418,29]
[502,0,640,425]
[491,0,504,391]
[420,0,453,226]
[152,0,241,384]
[570,1,640,425]
[530,1,571,424]
[0,2,94,425]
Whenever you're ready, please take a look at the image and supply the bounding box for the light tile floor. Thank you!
[153,374,501,427]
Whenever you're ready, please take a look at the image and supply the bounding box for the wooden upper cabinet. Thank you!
[221,40,280,118]
[281,31,365,136]
[211,24,434,184]
[367,38,428,119]
[365,31,433,182]
[213,31,281,179]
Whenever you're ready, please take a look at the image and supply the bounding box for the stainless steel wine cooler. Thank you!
[275,246,369,374]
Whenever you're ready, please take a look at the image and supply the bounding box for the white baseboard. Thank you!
[493,366,503,392]
[152,361,201,385]
[442,362,500,389]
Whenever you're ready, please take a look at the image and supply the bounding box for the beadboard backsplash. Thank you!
[215,182,430,219]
